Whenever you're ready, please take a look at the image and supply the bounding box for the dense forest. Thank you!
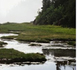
[33,0,76,28]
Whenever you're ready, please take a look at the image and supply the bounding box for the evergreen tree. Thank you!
[34,0,76,28]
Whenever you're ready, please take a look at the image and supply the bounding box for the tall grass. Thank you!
[0,23,76,42]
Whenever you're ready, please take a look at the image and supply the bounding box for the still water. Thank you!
[0,33,76,70]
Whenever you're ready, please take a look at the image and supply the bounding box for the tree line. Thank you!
[33,0,76,28]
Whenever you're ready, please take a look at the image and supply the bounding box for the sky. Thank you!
[0,0,42,23]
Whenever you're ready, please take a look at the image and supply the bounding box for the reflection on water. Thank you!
[56,61,76,70]
[0,61,76,70]
[42,49,76,57]
[0,33,76,70]
[0,61,56,70]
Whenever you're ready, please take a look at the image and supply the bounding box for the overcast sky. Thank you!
[0,0,42,23]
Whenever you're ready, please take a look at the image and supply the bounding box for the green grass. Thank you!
[0,49,46,63]
[0,23,76,43]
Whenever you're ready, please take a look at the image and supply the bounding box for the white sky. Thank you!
[0,0,42,23]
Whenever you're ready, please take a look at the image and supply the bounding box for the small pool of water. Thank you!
[0,33,18,37]
[4,40,43,53]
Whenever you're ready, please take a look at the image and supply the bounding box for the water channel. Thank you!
[0,33,76,70]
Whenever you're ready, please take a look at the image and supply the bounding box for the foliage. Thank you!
[34,0,76,28]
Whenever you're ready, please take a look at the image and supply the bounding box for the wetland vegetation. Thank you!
[0,23,76,44]
[0,23,76,70]
[0,0,76,69]
[0,49,46,64]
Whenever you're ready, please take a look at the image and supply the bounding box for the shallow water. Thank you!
[3,40,43,53]
[0,33,76,70]
[0,61,76,70]
[0,33,18,37]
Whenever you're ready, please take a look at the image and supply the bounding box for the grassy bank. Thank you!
[0,23,76,43]
[0,49,46,64]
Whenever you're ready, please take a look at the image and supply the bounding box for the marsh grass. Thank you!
[0,23,76,42]
[0,49,46,63]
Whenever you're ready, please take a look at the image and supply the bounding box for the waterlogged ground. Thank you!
[0,33,76,70]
